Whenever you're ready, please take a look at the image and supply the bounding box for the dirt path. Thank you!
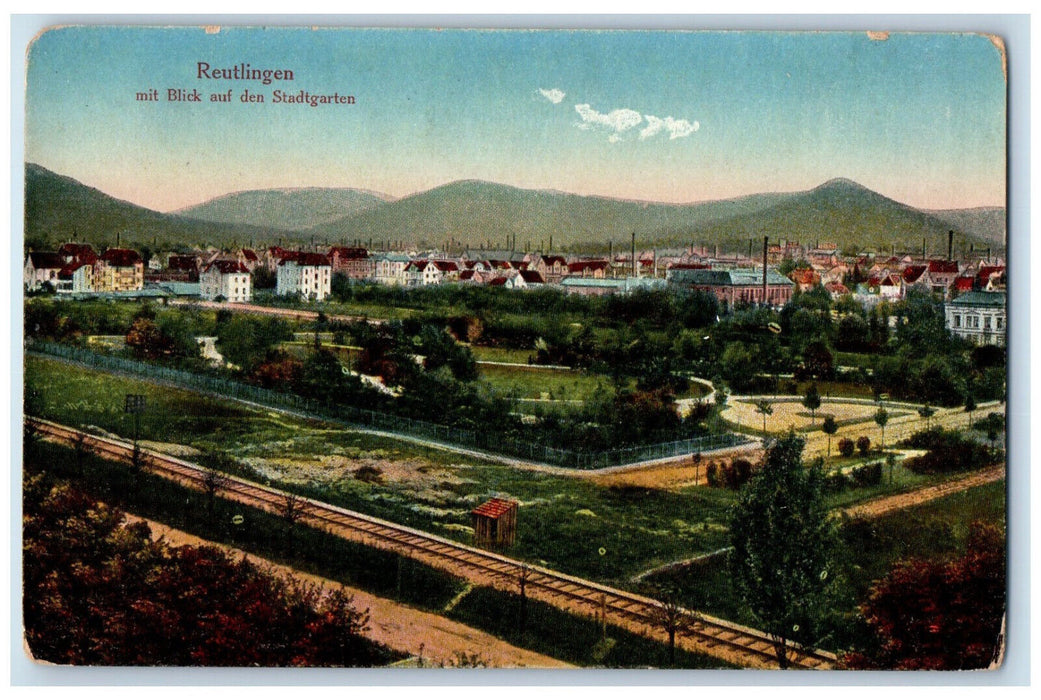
[840,464,1006,519]
[125,514,572,669]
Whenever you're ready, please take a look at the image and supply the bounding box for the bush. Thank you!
[824,470,850,494]
[904,435,999,475]
[856,436,871,456]
[706,462,720,487]
[851,462,883,488]
[706,458,755,490]
[838,437,855,458]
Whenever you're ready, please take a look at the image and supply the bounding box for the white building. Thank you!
[276,253,332,301]
[945,290,1006,347]
[404,259,460,286]
[55,262,94,294]
[24,252,63,291]
[201,260,253,303]
[373,253,411,286]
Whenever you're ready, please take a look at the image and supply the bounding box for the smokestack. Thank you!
[748,239,753,260]
[609,240,613,261]
[762,235,769,306]
[116,230,121,248]
[550,234,554,252]
[948,230,954,261]
[631,231,637,278]
[922,236,926,259]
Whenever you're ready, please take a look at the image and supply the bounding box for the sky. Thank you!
[23,25,1007,212]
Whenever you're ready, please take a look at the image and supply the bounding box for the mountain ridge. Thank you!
[24,163,1005,255]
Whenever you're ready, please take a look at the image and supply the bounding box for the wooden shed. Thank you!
[471,498,518,549]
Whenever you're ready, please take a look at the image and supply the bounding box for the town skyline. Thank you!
[25,27,1007,213]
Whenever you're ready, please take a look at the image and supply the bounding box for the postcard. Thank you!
[19,22,1009,674]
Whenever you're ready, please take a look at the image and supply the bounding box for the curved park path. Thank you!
[126,514,572,669]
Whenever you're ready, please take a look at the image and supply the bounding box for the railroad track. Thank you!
[28,417,837,670]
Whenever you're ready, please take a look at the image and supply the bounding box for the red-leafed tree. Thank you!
[22,471,391,666]
[844,521,1006,670]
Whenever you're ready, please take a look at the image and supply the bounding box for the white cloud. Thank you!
[572,101,699,143]
[664,117,700,139]
[639,115,664,140]
[641,115,699,140]
[539,88,565,104]
[574,103,643,134]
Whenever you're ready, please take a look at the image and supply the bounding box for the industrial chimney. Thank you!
[631,231,637,278]
[762,235,769,305]
[948,230,954,261]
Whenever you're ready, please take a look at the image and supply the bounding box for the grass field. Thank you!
[470,345,537,364]
[24,355,738,582]
[477,363,615,402]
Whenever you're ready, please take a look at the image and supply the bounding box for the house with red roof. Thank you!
[405,259,460,286]
[531,254,569,283]
[328,246,372,280]
[865,273,903,300]
[58,243,99,267]
[923,260,961,297]
[96,248,144,292]
[55,262,94,294]
[24,251,63,291]
[788,268,821,292]
[824,282,850,300]
[276,252,331,301]
[201,260,252,303]
[567,260,609,279]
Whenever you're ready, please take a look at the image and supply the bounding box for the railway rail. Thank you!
[29,416,838,670]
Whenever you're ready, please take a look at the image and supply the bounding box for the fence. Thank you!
[28,342,751,470]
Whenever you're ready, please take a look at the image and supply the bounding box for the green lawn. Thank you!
[470,345,537,364]
[477,363,616,402]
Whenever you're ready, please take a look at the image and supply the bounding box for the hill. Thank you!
[173,187,393,231]
[656,178,1001,256]
[25,164,1005,256]
[24,164,298,252]
[925,207,1007,247]
[307,180,790,252]
[308,178,1003,255]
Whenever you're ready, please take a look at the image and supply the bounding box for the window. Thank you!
[954,314,961,327]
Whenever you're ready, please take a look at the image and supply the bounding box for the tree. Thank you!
[753,398,774,435]
[22,473,388,666]
[646,592,699,667]
[802,384,822,425]
[917,404,936,430]
[202,467,231,521]
[874,407,889,452]
[728,433,836,668]
[821,416,838,458]
[845,522,1005,670]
